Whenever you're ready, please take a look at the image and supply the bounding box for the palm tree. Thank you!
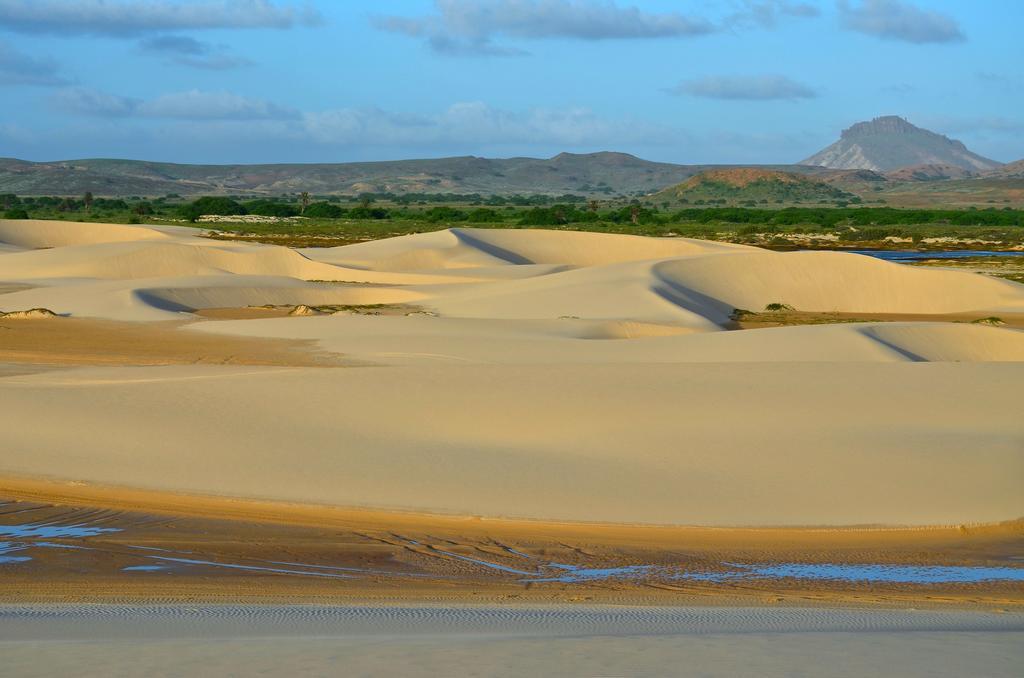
[300,191,310,214]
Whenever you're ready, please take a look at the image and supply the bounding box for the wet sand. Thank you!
[1,604,1021,678]
[1,479,1021,610]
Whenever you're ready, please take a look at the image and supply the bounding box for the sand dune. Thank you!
[1,362,1021,525]
[308,226,745,271]
[192,317,1024,364]
[0,219,174,249]
[1,219,1023,526]
[3,220,1023,326]
[0,275,425,321]
[653,250,1024,317]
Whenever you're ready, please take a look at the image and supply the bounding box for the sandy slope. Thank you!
[1,219,1023,526]
[1,362,1021,525]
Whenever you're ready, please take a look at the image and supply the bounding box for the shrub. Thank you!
[189,196,246,216]
[764,303,795,312]
[3,208,29,219]
[348,206,389,219]
[303,202,345,218]
[422,206,467,223]
[245,200,299,217]
[178,204,203,222]
[466,208,504,223]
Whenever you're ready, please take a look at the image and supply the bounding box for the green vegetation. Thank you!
[764,303,795,312]
[3,191,1024,251]
[179,196,246,221]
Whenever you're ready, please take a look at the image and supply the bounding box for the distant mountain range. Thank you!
[0,153,781,197]
[800,116,1002,173]
[0,117,1016,199]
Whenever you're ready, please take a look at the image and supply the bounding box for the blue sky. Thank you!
[0,0,1020,164]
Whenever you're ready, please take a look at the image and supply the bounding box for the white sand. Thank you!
[1,605,1020,678]
[2,219,1023,526]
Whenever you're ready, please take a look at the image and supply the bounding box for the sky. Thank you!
[0,0,1020,165]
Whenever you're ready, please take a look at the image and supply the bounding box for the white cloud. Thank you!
[375,0,715,56]
[838,0,964,44]
[304,101,668,147]
[53,87,298,120]
[0,0,322,37]
[51,88,664,149]
[141,90,298,119]
[726,1,820,29]
[53,87,141,116]
[670,75,817,101]
[0,40,68,85]
[138,35,253,69]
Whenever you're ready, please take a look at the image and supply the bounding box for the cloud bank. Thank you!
[51,87,667,149]
[838,0,964,44]
[53,88,299,120]
[138,35,253,69]
[0,0,322,37]
[375,0,716,56]
[670,75,817,101]
[726,1,820,29]
[0,41,68,85]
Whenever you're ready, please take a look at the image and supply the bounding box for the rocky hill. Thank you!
[885,163,978,182]
[985,159,1024,179]
[801,116,1002,173]
[650,169,857,205]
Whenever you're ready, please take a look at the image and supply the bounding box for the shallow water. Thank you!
[851,250,1024,262]
[0,542,31,564]
[3,519,1023,586]
[0,522,122,539]
[1,511,1022,588]
[675,563,1024,585]
[740,563,1024,584]
[530,563,660,583]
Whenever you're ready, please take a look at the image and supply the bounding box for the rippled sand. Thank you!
[1,604,1021,678]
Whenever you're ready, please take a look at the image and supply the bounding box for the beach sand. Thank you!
[2,604,1021,678]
